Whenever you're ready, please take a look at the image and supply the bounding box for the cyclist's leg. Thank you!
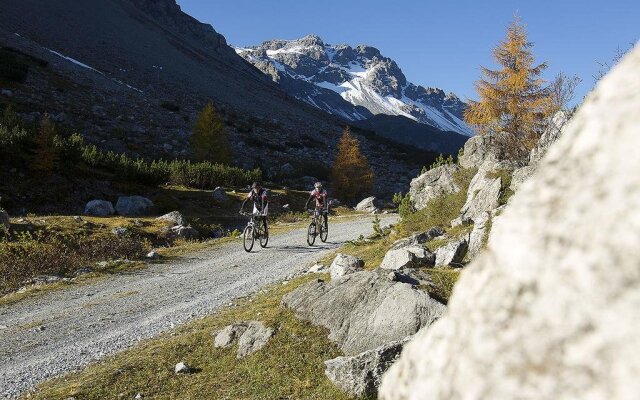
[262,216,268,233]
[323,210,328,227]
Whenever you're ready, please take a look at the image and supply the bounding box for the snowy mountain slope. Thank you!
[235,34,473,136]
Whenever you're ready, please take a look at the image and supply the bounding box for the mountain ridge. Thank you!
[235,34,473,136]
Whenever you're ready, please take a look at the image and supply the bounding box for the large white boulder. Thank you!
[330,253,364,280]
[380,44,640,400]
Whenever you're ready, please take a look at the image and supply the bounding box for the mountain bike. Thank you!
[240,212,269,252]
[307,207,328,246]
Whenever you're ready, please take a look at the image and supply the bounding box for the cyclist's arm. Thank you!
[305,195,313,210]
[240,195,249,212]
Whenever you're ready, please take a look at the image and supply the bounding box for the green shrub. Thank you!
[421,154,454,174]
[393,192,415,219]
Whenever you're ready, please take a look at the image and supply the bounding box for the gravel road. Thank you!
[0,215,396,398]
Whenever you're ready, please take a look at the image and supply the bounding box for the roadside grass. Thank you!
[29,274,355,400]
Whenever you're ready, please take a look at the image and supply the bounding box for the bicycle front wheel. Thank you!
[307,222,316,246]
[259,222,269,248]
[320,220,328,243]
[243,225,255,252]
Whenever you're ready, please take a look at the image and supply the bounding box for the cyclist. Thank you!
[305,181,328,227]
[240,182,269,234]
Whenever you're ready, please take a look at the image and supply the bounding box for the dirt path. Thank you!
[0,215,396,399]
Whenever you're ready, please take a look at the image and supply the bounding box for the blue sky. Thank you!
[177,0,638,103]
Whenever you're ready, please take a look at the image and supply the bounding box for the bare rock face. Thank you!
[325,338,408,397]
[409,164,461,211]
[330,254,365,280]
[213,321,274,359]
[459,165,502,221]
[380,44,640,400]
[282,270,445,355]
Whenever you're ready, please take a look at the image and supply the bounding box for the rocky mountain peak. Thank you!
[235,34,472,135]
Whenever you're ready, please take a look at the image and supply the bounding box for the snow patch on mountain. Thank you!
[235,35,473,136]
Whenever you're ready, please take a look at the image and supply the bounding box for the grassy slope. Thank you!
[28,275,353,400]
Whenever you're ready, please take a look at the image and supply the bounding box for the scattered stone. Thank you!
[450,216,473,228]
[213,321,275,358]
[212,187,230,203]
[134,394,143,399]
[146,251,159,260]
[74,267,93,277]
[174,362,191,374]
[329,254,364,280]
[390,227,444,249]
[282,269,446,355]
[379,44,640,400]
[355,196,380,213]
[434,238,468,267]
[115,196,154,216]
[380,246,435,270]
[73,216,83,222]
[111,227,128,237]
[156,211,186,226]
[325,338,409,397]
[409,164,461,210]
[84,200,115,217]
[170,225,199,239]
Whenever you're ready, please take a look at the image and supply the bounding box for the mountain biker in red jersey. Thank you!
[240,182,269,234]
[305,181,328,227]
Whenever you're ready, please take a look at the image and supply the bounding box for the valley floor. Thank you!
[0,214,397,399]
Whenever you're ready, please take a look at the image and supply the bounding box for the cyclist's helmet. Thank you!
[251,182,262,189]
[314,181,323,189]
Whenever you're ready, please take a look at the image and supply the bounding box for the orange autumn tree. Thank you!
[31,116,59,175]
[465,16,553,149]
[331,126,374,203]
[190,102,232,164]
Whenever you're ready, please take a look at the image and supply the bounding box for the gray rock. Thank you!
[409,164,460,211]
[174,362,191,374]
[236,321,275,358]
[156,211,186,226]
[213,321,274,358]
[83,200,115,217]
[467,212,490,260]
[529,110,571,165]
[458,132,524,170]
[146,250,159,260]
[510,165,536,192]
[434,238,468,267]
[355,196,379,213]
[450,215,473,228]
[330,254,364,280]
[391,227,444,249]
[278,163,296,177]
[282,269,446,355]
[0,209,9,230]
[115,196,154,216]
[459,166,502,221]
[380,44,640,400]
[380,246,435,270]
[212,187,230,203]
[325,338,409,397]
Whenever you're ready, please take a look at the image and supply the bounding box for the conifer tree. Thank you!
[331,126,374,203]
[190,102,232,164]
[31,116,59,175]
[465,16,552,148]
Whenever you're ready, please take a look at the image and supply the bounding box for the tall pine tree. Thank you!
[465,16,552,148]
[331,126,374,203]
[190,102,232,164]
[31,116,59,175]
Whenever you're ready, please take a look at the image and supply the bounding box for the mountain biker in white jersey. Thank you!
[305,181,328,227]
[240,182,269,234]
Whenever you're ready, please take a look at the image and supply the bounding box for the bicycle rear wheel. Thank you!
[243,225,254,252]
[307,222,316,246]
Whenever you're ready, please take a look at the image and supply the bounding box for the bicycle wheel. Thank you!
[307,222,316,246]
[243,225,254,252]
[259,221,269,248]
[320,219,328,243]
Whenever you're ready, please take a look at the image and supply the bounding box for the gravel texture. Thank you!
[0,215,396,398]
